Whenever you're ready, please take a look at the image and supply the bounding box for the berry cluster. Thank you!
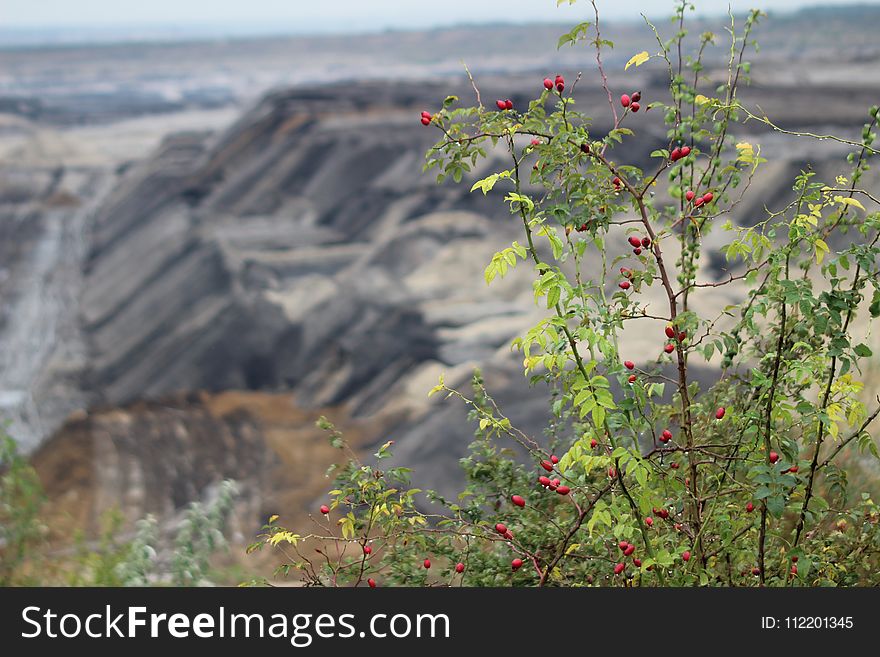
[543,74,566,93]
[620,91,642,113]
[685,190,714,207]
[626,234,650,256]
[669,145,691,161]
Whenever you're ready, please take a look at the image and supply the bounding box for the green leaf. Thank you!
[854,343,872,358]
[766,495,785,518]
[869,290,880,318]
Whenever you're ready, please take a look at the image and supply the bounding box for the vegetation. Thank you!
[0,430,238,586]
[256,1,880,586]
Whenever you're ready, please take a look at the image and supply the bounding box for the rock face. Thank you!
[3,74,878,545]
[29,391,391,544]
[65,81,573,509]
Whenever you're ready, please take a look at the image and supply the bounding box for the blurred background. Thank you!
[1,0,878,583]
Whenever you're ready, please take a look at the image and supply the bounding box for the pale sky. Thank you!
[0,0,874,31]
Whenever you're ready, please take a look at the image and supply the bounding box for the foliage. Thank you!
[0,428,239,586]
[0,431,47,585]
[258,0,880,587]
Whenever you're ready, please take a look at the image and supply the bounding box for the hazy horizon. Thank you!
[0,0,876,46]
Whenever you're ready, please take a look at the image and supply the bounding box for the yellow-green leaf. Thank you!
[814,238,830,264]
[834,196,865,211]
[625,51,650,70]
[735,141,755,163]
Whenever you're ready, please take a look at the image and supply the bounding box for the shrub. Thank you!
[257,2,880,586]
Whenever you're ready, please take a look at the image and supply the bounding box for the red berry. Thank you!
[751,567,760,576]
[556,485,571,496]
[658,509,669,519]
[791,555,799,563]
[424,558,431,569]
[612,177,621,189]
[628,374,636,383]
[670,147,682,161]
[505,99,514,110]
[790,565,798,576]
[631,91,641,102]
[368,578,377,587]
[538,476,551,487]
[556,82,565,92]
[685,190,695,201]
[496,99,507,110]
[661,429,673,443]
[420,117,430,126]
[512,558,523,571]
[694,197,704,207]
[530,138,541,146]
[363,545,372,555]
[320,505,330,515]
[455,562,465,573]
[550,455,559,464]
[624,544,636,556]
[633,558,642,567]
[769,451,779,464]
[702,192,713,203]
[665,326,676,339]
[511,494,526,508]
[631,102,640,112]
[614,563,626,575]
[421,111,432,119]
[619,280,631,290]
[789,465,799,473]
[503,531,513,540]
[608,467,616,478]
[624,360,635,370]
[580,143,590,154]
[680,146,691,157]
[590,438,598,449]
[664,344,675,354]
[645,517,654,527]
[677,332,686,342]
[621,94,631,108]
[682,551,691,562]
[631,246,642,255]
[628,236,642,248]
[618,541,629,551]
[670,462,680,469]
[543,78,554,90]
[746,502,755,513]
[550,478,560,488]
[715,407,726,420]
[541,460,554,472]
[495,523,508,535]
[641,237,651,247]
